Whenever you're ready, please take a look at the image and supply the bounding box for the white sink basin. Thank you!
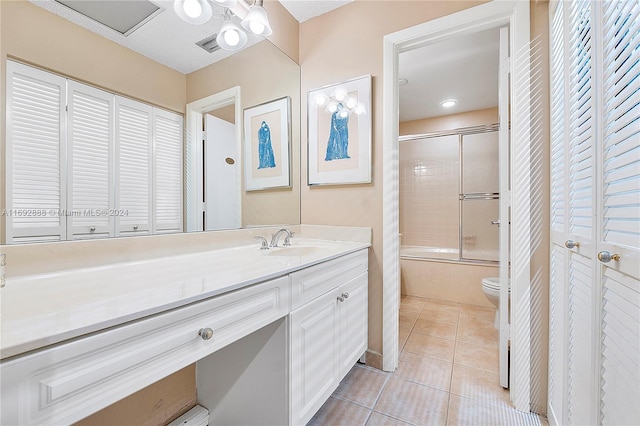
[265,246,321,257]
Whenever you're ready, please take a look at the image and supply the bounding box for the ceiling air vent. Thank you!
[196,35,222,53]
[54,0,161,36]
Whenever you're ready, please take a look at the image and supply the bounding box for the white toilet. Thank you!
[481,277,510,328]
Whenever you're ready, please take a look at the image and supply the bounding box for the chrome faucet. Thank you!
[270,229,294,247]
[254,236,269,250]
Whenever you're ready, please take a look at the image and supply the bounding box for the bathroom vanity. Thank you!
[0,232,370,425]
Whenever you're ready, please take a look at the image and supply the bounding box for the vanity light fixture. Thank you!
[216,10,248,50]
[316,90,366,117]
[174,0,212,25]
[173,0,272,51]
[440,99,458,108]
[241,0,273,36]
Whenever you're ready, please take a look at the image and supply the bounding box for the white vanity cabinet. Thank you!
[0,276,289,426]
[0,245,369,426]
[289,250,369,426]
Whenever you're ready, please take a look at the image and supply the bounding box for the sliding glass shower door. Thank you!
[460,131,500,262]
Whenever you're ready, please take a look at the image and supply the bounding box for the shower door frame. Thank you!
[382,0,532,412]
[399,124,502,265]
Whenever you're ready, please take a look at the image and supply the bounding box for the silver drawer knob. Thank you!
[198,328,214,340]
[337,293,350,303]
[565,240,579,249]
[89,226,96,232]
[133,225,139,230]
[597,251,620,263]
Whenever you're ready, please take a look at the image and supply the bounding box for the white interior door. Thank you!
[204,114,240,231]
[497,25,510,389]
[597,0,640,422]
[548,3,568,423]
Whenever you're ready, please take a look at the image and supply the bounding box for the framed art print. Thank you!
[243,96,291,191]
[308,74,372,185]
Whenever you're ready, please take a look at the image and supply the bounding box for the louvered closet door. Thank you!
[598,1,640,423]
[5,61,67,244]
[67,81,114,240]
[152,109,183,234]
[115,97,152,236]
[549,1,640,425]
[547,3,568,424]
[566,2,597,424]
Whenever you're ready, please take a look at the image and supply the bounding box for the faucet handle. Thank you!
[254,236,269,250]
[283,231,294,246]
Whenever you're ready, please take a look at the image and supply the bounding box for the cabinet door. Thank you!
[115,97,152,236]
[5,61,67,244]
[152,109,183,234]
[290,287,340,426]
[338,272,368,378]
[67,81,114,240]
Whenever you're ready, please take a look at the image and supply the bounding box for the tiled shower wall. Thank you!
[399,135,459,249]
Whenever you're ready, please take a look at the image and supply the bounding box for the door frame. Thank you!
[185,86,242,232]
[382,1,532,411]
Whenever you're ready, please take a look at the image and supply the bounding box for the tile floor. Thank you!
[308,296,548,426]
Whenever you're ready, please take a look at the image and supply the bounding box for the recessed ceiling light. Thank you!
[398,78,409,86]
[440,99,458,108]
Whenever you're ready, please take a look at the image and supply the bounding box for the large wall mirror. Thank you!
[1,0,300,245]
[184,39,301,232]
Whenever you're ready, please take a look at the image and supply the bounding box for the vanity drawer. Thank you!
[0,276,289,426]
[290,249,368,310]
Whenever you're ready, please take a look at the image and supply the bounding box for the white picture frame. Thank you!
[308,75,372,185]
[243,96,291,191]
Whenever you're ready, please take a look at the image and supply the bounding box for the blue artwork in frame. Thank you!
[308,75,372,185]
[324,103,351,161]
[258,120,276,169]
[244,97,291,191]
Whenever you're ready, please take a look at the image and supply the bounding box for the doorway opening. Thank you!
[185,87,242,232]
[383,1,532,411]
[397,24,511,389]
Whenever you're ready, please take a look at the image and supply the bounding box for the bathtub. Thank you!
[400,245,458,261]
[400,245,498,307]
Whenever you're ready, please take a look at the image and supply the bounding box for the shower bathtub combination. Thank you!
[399,124,502,307]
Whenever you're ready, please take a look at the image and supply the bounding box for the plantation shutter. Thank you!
[115,97,152,236]
[152,109,183,234]
[5,61,67,244]
[67,81,114,240]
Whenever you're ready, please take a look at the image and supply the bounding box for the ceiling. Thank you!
[279,0,351,23]
[399,27,500,122]
[29,0,352,74]
[29,0,497,121]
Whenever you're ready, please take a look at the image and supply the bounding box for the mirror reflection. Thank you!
[1,0,300,245]
[185,40,301,232]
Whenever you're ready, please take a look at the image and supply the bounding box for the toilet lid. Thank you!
[482,277,510,290]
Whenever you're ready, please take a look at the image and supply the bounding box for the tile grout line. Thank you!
[443,305,461,425]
